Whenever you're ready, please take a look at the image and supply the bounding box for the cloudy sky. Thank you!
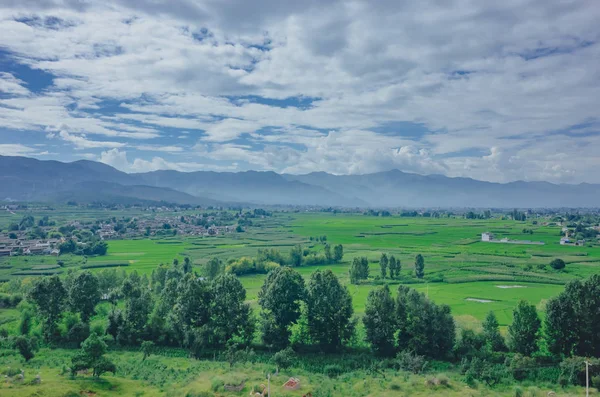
[0,0,599,183]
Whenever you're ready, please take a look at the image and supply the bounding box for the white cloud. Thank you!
[0,144,37,156]
[0,1,599,182]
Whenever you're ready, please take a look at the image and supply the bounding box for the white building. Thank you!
[481,232,494,242]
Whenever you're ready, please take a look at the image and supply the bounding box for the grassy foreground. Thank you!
[0,347,594,397]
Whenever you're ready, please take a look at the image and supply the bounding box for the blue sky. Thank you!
[0,0,599,182]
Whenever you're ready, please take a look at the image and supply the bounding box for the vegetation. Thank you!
[1,207,600,395]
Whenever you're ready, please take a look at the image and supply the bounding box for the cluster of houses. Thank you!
[480,232,545,245]
[559,229,586,246]
[92,215,236,240]
[0,236,62,257]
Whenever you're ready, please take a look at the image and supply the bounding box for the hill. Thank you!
[2,155,600,207]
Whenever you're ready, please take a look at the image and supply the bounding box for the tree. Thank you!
[349,257,368,284]
[173,273,212,343]
[272,347,295,373]
[69,271,101,322]
[363,285,396,356]
[508,300,540,356]
[183,257,192,274]
[550,258,566,270]
[28,275,67,341]
[482,311,506,352]
[324,244,332,263]
[258,267,306,348]
[333,244,343,262]
[107,309,123,341]
[210,274,255,346]
[379,253,388,279]
[118,274,153,344]
[545,275,600,357]
[19,309,33,335]
[414,254,425,279]
[395,286,455,359]
[14,336,36,361]
[306,270,355,352]
[204,257,223,279]
[289,245,303,267]
[141,340,154,361]
[71,333,116,378]
[388,255,398,279]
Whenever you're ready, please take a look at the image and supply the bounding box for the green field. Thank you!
[2,211,599,329]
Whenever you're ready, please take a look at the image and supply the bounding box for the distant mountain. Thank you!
[283,170,600,208]
[134,170,366,207]
[2,155,599,208]
[0,156,218,206]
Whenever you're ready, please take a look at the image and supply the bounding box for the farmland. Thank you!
[1,208,600,396]
[2,210,599,327]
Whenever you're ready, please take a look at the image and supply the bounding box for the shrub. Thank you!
[389,381,402,391]
[527,386,540,397]
[396,350,428,374]
[324,364,343,378]
[514,386,524,397]
[272,347,295,372]
[437,373,450,387]
[549,258,565,270]
[210,377,224,392]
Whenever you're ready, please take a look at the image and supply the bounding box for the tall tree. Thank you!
[363,285,396,356]
[69,271,101,322]
[414,254,425,279]
[204,257,223,279]
[360,257,370,280]
[173,273,212,340]
[388,255,397,279]
[324,244,332,263]
[306,270,355,352]
[210,274,254,346]
[289,245,303,267]
[183,257,193,274]
[349,257,361,284]
[28,275,67,341]
[545,275,600,357]
[482,311,506,352]
[258,267,306,348]
[508,300,541,356]
[379,253,388,279]
[118,274,153,345]
[333,244,344,262]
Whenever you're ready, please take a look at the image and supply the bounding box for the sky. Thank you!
[0,0,599,183]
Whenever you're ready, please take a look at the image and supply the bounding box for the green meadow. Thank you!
[2,211,600,328]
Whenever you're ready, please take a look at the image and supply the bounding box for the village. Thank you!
[0,209,247,257]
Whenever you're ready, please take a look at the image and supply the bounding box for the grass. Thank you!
[0,347,594,397]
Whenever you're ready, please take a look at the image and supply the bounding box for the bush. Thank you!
[273,347,295,372]
[210,377,224,392]
[396,350,428,374]
[389,381,402,391]
[514,386,524,397]
[549,258,565,270]
[324,364,343,378]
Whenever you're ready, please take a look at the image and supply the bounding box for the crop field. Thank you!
[2,211,599,328]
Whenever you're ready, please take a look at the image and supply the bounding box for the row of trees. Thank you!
[15,262,600,383]
[227,244,344,276]
[350,254,425,284]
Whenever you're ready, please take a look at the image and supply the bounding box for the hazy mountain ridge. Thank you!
[1,156,599,208]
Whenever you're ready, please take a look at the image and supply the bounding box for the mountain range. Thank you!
[1,155,598,208]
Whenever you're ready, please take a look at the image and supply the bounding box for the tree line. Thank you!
[350,253,424,284]
[4,263,600,387]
